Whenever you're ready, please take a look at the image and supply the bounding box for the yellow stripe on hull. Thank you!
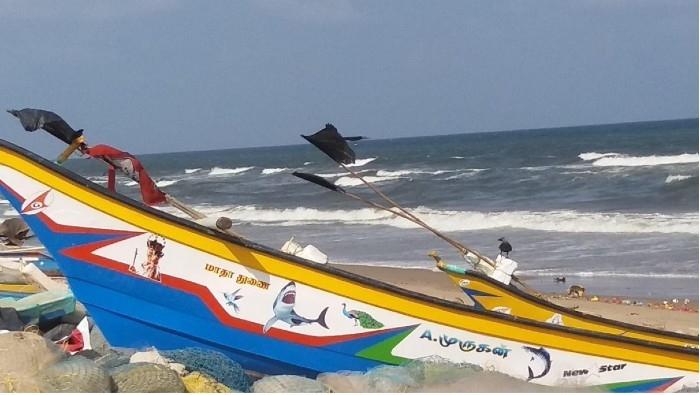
[0,146,696,374]
[444,271,698,349]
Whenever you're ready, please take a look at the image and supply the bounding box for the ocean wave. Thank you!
[580,152,698,167]
[87,176,108,184]
[156,180,179,187]
[316,169,371,178]
[208,166,255,176]
[578,152,621,161]
[261,168,289,175]
[316,172,349,178]
[443,169,487,180]
[335,175,404,187]
[450,156,464,159]
[560,170,596,175]
[303,162,313,166]
[376,169,451,177]
[665,174,694,184]
[519,166,552,171]
[179,205,699,234]
[346,157,376,167]
[185,168,201,174]
[521,269,698,279]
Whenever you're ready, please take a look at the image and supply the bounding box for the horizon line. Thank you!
[132,116,698,157]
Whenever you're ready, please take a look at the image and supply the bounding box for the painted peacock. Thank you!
[341,303,384,329]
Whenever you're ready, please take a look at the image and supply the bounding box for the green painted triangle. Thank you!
[355,327,417,365]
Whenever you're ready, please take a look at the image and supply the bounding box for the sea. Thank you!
[7,118,698,300]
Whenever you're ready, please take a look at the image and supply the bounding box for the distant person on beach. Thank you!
[0,217,32,246]
[129,235,165,281]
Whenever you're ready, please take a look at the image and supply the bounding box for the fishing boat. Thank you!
[0,112,697,392]
[433,259,697,348]
[0,282,41,299]
[0,247,60,276]
[0,289,76,325]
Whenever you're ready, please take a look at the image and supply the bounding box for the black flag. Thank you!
[292,172,345,193]
[7,108,83,144]
[301,123,356,165]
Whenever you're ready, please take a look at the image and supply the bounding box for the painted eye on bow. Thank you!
[21,190,53,215]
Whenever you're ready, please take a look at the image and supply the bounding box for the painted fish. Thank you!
[523,346,552,381]
[223,289,243,313]
[263,281,329,333]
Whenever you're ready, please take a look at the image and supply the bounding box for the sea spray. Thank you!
[156,205,699,234]
[208,166,254,176]
[589,153,698,167]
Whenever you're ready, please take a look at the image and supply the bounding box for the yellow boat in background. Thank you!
[431,253,698,349]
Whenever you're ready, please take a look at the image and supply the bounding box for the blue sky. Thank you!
[0,0,697,155]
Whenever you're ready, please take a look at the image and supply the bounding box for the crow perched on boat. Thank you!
[498,237,512,257]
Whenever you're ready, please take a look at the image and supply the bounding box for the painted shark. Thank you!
[263,281,329,334]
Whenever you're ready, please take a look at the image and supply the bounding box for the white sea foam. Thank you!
[580,152,698,167]
[345,157,376,167]
[184,205,699,234]
[578,152,621,161]
[443,169,486,180]
[316,172,350,178]
[316,170,371,178]
[208,166,254,176]
[124,181,138,186]
[261,168,289,175]
[156,180,179,187]
[450,156,464,159]
[665,174,693,184]
[376,169,451,177]
[303,162,313,166]
[185,168,201,174]
[87,176,108,184]
[521,269,698,279]
[335,175,404,187]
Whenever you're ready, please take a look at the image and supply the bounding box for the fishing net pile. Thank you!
[0,332,65,392]
[161,347,252,392]
[0,330,254,393]
[0,322,575,393]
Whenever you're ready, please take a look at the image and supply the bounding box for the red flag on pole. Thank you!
[84,144,166,205]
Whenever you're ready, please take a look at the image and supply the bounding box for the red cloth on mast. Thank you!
[84,144,166,205]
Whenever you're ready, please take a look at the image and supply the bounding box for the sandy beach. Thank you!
[334,264,699,337]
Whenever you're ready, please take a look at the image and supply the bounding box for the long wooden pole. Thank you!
[339,163,494,267]
[86,146,243,238]
[339,163,537,294]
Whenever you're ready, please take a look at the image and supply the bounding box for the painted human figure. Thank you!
[129,236,165,281]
